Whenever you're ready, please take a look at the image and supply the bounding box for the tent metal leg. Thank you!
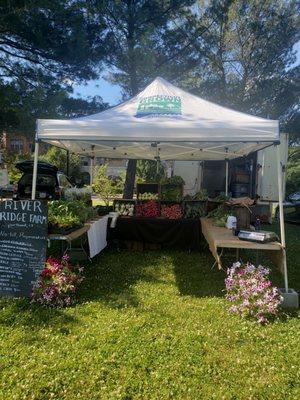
[225,160,229,196]
[276,144,288,292]
[31,140,39,200]
[90,156,94,185]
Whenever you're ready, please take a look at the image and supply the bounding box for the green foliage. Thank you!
[174,0,300,143]
[286,147,300,196]
[40,146,81,184]
[95,0,193,197]
[193,189,209,200]
[213,193,230,202]
[93,164,123,206]
[98,1,194,97]
[0,82,108,135]
[48,200,96,231]
[136,160,165,183]
[0,223,299,399]
[184,202,207,219]
[64,187,92,203]
[160,175,185,185]
[160,176,184,201]
[0,1,108,133]
[1,149,31,184]
[207,205,233,227]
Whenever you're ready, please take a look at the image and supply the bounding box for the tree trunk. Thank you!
[123,0,138,199]
[123,159,137,199]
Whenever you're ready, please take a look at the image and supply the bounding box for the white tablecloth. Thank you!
[87,216,108,258]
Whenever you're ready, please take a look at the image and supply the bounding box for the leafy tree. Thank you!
[136,160,165,183]
[286,147,300,196]
[1,149,31,184]
[89,0,195,198]
[0,0,102,87]
[93,0,299,195]
[175,0,300,140]
[0,80,108,135]
[283,108,300,145]
[0,0,109,134]
[93,164,122,206]
[39,146,82,184]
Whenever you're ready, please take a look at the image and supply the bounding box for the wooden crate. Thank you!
[136,183,160,199]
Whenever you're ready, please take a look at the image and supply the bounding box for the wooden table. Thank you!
[201,217,284,272]
[48,217,105,259]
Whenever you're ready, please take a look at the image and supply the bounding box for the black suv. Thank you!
[13,161,73,200]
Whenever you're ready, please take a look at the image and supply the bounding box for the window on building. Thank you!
[10,139,23,152]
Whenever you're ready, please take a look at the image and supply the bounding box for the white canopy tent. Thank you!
[37,77,278,160]
[33,77,288,291]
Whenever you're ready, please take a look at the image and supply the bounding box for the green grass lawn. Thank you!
[0,223,299,400]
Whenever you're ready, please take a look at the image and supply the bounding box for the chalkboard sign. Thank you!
[0,200,48,297]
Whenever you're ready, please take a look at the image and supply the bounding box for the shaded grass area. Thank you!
[0,223,299,399]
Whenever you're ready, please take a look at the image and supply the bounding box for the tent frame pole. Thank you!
[90,156,94,186]
[31,140,39,200]
[276,144,288,292]
[225,159,229,197]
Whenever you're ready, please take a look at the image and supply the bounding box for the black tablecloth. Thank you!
[108,217,202,250]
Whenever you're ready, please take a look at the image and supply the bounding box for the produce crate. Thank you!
[160,184,183,201]
[135,200,160,218]
[137,183,160,200]
[235,206,251,230]
[160,201,183,220]
[113,199,136,216]
[183,200,207,219]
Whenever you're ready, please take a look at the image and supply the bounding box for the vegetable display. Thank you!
[161,204,183,219]
[184,202,206,219]
[138,192,159,200]
[48,200,96,233]
[114,201,135,216]
[207,205,232,227]
[136,200,160,217]
[213,193,230,202]
[161,185,182,201]
[193,189,209,200]
[160,176,184,201]
[161,176,185,185]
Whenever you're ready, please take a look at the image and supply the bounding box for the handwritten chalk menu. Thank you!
[0,200,48,297]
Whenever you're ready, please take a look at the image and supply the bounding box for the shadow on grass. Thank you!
[0,297,78,330]
[79,246,235,304]
[172,249,226,298]
[77,248,167,309]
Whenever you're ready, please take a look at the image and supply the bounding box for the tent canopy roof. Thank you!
[37,77,279,160]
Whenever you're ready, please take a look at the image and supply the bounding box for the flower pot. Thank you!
[278,288,299,309]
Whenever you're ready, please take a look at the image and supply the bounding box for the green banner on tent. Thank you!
[136,95,181,117]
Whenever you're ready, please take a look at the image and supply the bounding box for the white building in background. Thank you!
[80,157,127,179]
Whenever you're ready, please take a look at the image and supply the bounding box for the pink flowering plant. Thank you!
[32,255,84,307]
[225,262,283,324]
